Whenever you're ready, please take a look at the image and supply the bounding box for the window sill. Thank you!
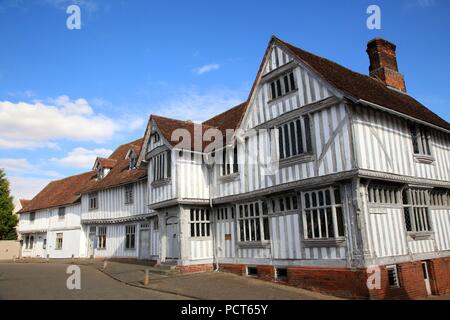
[407,231,434,241]
[151,178,171,188]
[278,154,314,169]
[413,154,435,165]
[237,241,271,249]
[218,172,240,183]
[303,238,346,247]
[268,89,299,106]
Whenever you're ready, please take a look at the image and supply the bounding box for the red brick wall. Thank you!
[287,266,369,299]
[429,257,450,295]
[257,265,275,281]
[219,263,246,276]
[369,262,428,300]
[217,257,450,299]
[179,263,214,273]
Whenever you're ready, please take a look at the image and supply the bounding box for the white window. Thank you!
[58,207,65,219]
[430,189,449,207]
[189,208,211,238]
[278,116,312,160]
[97,226,107,250]
[269,71,297,100]
[238,202,270,242]
[410,124,431,156]
[25,235,34,249]
[55,233,63,250]
[386,265,400,288]
[152,151,171,182]
[125,225,136,250]
[270,195,299,213]
[402,188,432,233]
[124,185,134,204]
[302,187,345,240]
[221,144,239,176]
[89,193,98,210]
[368,184,400,205]
[29,212,35,223]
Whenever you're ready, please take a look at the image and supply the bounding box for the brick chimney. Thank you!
[367,38,406,93]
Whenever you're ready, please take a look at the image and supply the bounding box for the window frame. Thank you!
[237,201,270,244]
[125,225,136,250]
[221,144,239,177]
[410,124,432,156]
[152,151,171,182]
[189,208,211,238]
[58,207,66,220]
[29,212,36,223]
[124,184,134,205]
[55,233,63,250]
[277,115,312,162]
[88,192,98,211]
[269,71,297,101]
[386,265,400,288]
[402,188,433,236]
[97,226,107,250]
[301,186,346,241]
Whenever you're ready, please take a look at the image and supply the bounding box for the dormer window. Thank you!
[129,153,137,170]
[97,167,105,180]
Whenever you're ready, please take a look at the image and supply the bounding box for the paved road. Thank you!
[0,263,190,300]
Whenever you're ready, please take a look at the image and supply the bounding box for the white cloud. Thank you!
[51,147,113,168]
[8,176,51,201]
[0,96,118,149]
[154,88,245,123]
[0,158,61,178]
[194,64,220,75]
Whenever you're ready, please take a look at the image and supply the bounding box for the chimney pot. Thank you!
[367,38,406,93]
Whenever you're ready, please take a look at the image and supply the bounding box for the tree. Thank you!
[0,169,18,240]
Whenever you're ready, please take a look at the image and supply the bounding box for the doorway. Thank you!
[87,226,96,258]
[165,217,179,260]
[139,223,151,260]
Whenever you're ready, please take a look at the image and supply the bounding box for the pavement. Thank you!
[0,260,339,300]
[0,262,188,300]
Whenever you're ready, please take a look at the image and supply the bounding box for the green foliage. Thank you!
[0,169,18,240]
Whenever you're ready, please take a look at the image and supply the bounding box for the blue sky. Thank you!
[0,0,449,201]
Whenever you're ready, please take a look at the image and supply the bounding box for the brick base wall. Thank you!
[178,263,214,273]
[219,263,246,275]
[215,257,450,300]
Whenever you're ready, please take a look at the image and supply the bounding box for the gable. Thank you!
[241,42,341,130]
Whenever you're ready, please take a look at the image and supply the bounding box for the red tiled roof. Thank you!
[20,138,147,213]
[19,171,96,213]
[95,157,117,169]
[276,37,450,131]
[82,138,147,193]
[151,103,248,150]
[19,199,31,208]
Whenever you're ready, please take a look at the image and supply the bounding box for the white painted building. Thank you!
[18,37,450,299]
